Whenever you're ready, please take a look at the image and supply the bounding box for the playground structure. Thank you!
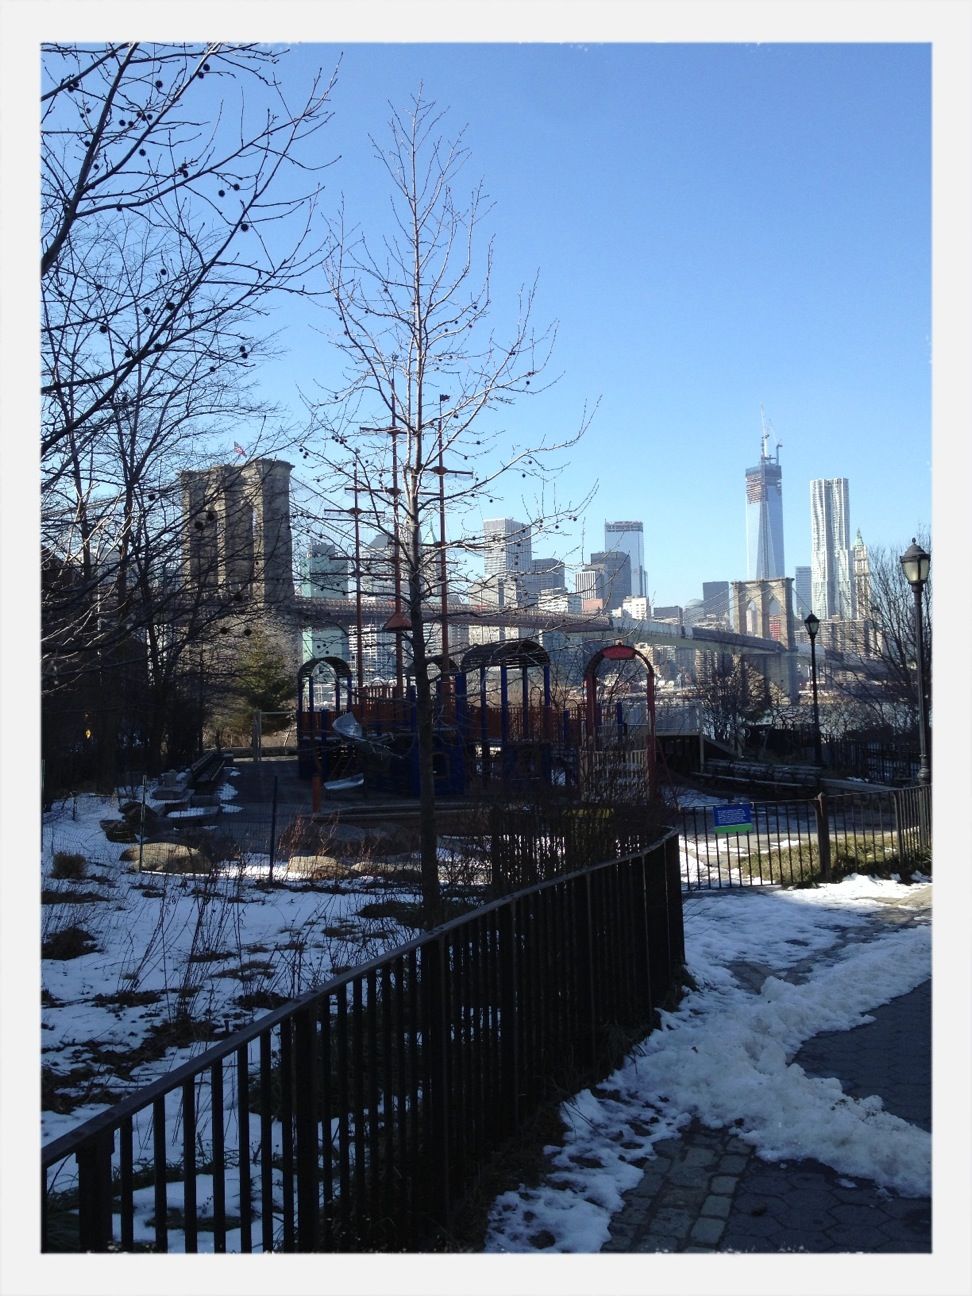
[295,638,662,804]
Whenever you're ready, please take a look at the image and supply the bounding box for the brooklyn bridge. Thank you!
[182,458,800,694]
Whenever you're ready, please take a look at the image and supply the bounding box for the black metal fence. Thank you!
[42,833,684,1253]
[823,738,920,786]
[487,799,673,893]
[679,784,930,890]
[744,726,921,786]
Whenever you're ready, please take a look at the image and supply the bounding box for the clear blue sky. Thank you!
[248,41,929,608]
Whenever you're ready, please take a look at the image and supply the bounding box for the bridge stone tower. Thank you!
[181,458,299,670]
[730,576,799,700]
[182,459,294,605]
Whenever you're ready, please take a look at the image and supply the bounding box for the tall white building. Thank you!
[745,434,785,580]
[604,521,646,599]
[483,517,531,579]
[810,478,854,620]
[482,517,531,603]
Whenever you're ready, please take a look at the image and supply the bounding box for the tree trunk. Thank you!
[406,554,442,927]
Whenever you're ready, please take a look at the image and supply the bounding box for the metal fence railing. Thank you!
[42,832,684,1253]
[680,797,820,889]
[679,784,931,891]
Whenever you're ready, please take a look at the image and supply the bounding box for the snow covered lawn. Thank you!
[41,791,434,1147]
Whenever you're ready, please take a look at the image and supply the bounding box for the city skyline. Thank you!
[91,38,928,608]
[298,438,887,623]
[470,448,878,618]
[16,21,959,627]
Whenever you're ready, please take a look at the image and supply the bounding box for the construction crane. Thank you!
[760,404,782,462]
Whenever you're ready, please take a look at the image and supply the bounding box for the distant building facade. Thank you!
[793,566,812,619]
[810,478,853,620]
[483,517,531,601]
[604,520,646,599]
[522,556,565,605]
[588,550,632,608]
[701,580,730,624]
[300,542,348,668]
[851,530,870,620]
[575,566,602,603]
[620,596,651,620]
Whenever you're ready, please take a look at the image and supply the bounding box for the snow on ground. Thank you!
[42,777,932,1256]
[40,791,430,1147]
[486,876,931,1253]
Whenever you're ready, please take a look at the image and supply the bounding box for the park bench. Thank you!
[188,749,225,792]
[701,758,821,793]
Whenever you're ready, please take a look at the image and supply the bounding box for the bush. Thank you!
[51,851,87,880]
[42,925,97,960]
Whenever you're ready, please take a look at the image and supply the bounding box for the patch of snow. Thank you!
[486,877,931,1253]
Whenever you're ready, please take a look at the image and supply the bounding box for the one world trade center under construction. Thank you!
[745,412,785,580]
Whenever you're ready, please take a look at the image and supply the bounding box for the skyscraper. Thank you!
[852,529,869,620]
[793,566,812,619]
[745,431,785,579]
[604,521,646,599]
[300,541,347,600]
[300,542,348,678]
[575,565,603,604]
[588,550,632,607]
[521,556,565,605]
[702,580,730,623]
[810,478,854,620]
[482,517,531,603]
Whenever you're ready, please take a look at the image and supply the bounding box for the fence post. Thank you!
[664,835,686,971]
[814,791,831,882]
[919,783,931,857]
[138,775,147,874]
[573,874,597,1068]
[268,775,279,882]
[293,1007,320,1251]
[893,789,906,871]
[498,902,520,1135]
[76,1131,114,1252]
[422,936,451,1225]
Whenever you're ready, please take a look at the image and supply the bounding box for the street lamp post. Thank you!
[899,539,931,784]
[804,612,823,767]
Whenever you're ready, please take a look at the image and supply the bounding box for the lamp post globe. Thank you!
[899,539,931,784]
[804,613,823,767]
[899,539,931,588]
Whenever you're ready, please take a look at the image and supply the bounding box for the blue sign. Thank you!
[713,803,754,835]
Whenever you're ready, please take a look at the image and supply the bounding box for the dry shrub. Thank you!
[51,851,88,881]
[42,925,97,960]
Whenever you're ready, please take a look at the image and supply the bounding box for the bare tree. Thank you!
[688,652,774,755]
[826,539,932,741]
[41,43,337,782]
[304,93,594,922]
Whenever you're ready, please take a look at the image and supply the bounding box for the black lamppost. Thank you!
[899,538,931,784]
[804,612,823,767]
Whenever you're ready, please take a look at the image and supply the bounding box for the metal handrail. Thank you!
[43,845,659,1168]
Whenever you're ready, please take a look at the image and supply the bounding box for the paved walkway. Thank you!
[603,893,931,1254]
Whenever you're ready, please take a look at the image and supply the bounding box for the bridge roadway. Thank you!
[290,595,788,657]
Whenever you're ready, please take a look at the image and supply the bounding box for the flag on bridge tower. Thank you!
[233,442,246,458]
